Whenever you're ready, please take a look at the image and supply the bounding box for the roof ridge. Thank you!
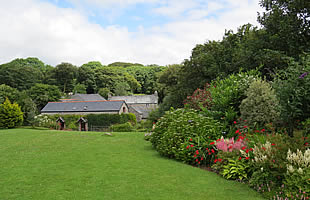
[48,100,124,103]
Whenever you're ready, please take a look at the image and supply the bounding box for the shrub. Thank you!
[33,114,57,128]
[272,55,310,133]
[221,158,251,181]
[284,149,310,197]
[240,79,280,128]
[149,108,223,165]
[0,98,23,128]
[110,122,133,132]
[67,122,78,131]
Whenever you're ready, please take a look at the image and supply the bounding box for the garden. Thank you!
[147,61,310,200]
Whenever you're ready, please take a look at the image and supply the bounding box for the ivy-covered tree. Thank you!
[0,98,23,128]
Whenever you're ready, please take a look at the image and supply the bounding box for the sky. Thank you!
[0,0,264,66]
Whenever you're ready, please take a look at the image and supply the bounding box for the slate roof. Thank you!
[69,94,106,101]
[41,100,125,113]
[130,104,156,119]
[109,94,158,104]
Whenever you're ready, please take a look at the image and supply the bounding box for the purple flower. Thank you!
[299,72,309,79]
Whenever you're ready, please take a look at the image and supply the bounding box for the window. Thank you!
[123,107,126,113]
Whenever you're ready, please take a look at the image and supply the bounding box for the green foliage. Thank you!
[110,122,133,132]
[0,58,44,90]
[258,0,310,58]
[86,113,135,127]
[77,63,98,93]
[240,80,280,128]
[48,63,78,93]
[28,83,62,110]
[221,158,251,181]
[0,98,23,128]
[284,149,310,197]
[67,122,78,131]
[149,108,223,163]
[73,84,86,94]
[120,113,137,125]
[0,84,19,103]
[272,56,310,132]
[114,82,131,96]
[98,88,110,99]
[205,70,260,120]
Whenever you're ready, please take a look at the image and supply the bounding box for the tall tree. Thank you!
[50,63,78,93]
[28,84,62,111]
[0,58,44,90]
[258,0,310,57]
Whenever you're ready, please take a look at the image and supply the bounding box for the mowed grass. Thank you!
[0,129,264,200]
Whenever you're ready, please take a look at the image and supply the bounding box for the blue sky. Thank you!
[0,0,263,66]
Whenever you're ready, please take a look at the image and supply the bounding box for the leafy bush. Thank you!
[0,98,23,128]
[120,113,137,125]
[240,79,280,128]
[149,108,223,164]
[272,55,310,133]
[33,115,56,128]
[110,122,133,132]
[67,122,78,131]
[221,158,251,181]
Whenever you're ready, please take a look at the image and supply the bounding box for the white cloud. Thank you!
[0,0,263,66]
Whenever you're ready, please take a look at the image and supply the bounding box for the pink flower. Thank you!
[234,121,236,124]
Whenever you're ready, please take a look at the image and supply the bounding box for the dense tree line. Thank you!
[150,0,310,120]
[0,58,165,125]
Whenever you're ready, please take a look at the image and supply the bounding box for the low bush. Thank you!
[149,108,223,165]
[240,79,280,129]
[0,98,24,128]
[110,122,133,132]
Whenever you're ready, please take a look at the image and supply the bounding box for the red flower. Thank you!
[214,159,218,163]
[218,159,222,162]
[195,159,198,162]
[216,139,221,142]
[196,150,199,155]
[239,157,242,160]
[262,147,266,151]
[235,130,240,134]
[186,146,189,149]
[208,153,211,155]
[211,149,215,153]
[210,142,215,145]
[190,144,194,147]
[243,126,248,128]
[304,142,308,146]
[241,146,246,150]
[198,162,201,164]
[234,121,236,124]
[271,143,276,146]
[250,148,253,151]
[261,129,265,132]
[245,157,249,160]
[228,146,232,149]
[189,138,192,141]
[201,157,203,161]
[194,155,196,158]
[254,130,260,133]
[246,149,249,153]
[206,148,209,150]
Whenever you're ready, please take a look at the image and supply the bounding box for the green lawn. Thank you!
[0,129,264,200]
